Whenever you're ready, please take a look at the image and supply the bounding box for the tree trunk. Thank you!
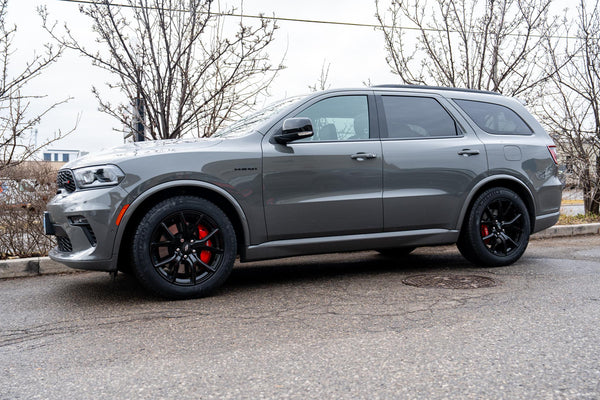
[590,190,600,215]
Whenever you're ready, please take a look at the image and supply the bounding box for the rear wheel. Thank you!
[457,188,530,267]
[131,196,236,299]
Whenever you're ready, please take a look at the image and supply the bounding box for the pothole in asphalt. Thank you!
[402,274,498,289]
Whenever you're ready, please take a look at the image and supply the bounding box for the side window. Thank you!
[381,96,459,139]
[295,96,369,141]
[453,99,533,135]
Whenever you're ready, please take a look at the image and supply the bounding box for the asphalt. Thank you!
[1,235,600,399]
[1,223,599,279]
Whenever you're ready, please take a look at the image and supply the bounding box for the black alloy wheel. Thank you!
[479,198,525,256]
[458,188,530,267]
[132,196,236,299]
[150,210,224,286]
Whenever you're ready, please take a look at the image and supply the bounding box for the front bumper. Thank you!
[45,185,129,272]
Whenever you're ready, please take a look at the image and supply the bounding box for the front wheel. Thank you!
[131,196,237,299]
[457,188,530,267]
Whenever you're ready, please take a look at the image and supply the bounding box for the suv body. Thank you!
[45,86,562,298]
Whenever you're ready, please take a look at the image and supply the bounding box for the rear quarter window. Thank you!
[453,99,533,135]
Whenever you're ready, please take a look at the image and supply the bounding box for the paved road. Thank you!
[2,236,600,399]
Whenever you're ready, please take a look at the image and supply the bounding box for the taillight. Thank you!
[547,145,558,165]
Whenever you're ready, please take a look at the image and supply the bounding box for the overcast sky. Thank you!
[6,0,574,155]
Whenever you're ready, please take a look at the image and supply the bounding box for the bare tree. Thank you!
[41,0,283,140]
[308,60,331,92]
[375,0,557,99]
[0,0,73,173]
[541,0,600,215]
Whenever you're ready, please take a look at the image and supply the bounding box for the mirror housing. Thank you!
[275,118,313,144]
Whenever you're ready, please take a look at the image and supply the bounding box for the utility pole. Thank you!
[134,96,144,142]
[133,39,144,142]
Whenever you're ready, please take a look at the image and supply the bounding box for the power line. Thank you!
[56,0,583,40]
[58,0,393,29]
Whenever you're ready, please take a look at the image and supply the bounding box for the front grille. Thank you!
[57,170,76,192]
[56,235,73,252]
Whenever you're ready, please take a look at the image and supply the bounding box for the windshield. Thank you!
[213,96,305,138]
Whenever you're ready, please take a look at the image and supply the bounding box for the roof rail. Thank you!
[372,84,501,96]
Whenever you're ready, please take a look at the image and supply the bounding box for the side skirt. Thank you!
[242,229,459,262]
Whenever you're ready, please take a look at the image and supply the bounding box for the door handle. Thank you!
[351,152,377,161]
[458,149,480,157]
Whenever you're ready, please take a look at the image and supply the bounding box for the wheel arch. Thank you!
[458,175,536,234]
[114,181,250,271]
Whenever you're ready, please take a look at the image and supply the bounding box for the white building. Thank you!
[41,149,86,163]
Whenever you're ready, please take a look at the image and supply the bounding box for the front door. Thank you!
[262,94,383,241]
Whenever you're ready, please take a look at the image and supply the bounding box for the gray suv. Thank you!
[44,85,562,298]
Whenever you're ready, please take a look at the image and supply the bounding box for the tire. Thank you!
[457,187,530,267]
[376,247,416,257]
[131,196,237,299]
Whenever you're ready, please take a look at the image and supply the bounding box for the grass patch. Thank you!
[558,213,600,225]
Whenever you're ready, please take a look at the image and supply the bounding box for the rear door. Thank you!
[376,92,488,232]
[262,93,383,241]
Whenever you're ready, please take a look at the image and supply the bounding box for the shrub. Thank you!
[0,162,57,259]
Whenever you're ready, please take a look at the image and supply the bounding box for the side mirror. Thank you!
[275,118,313,144]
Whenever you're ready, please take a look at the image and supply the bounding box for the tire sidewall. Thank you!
[132,196,237,299]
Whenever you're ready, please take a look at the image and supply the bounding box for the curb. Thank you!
[1,223,600,280]
[530,223,600,239]
[0,257,79,279]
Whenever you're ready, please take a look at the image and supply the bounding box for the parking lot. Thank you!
[2,235,600,399]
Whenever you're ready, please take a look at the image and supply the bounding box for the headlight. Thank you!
[72,165,124,189]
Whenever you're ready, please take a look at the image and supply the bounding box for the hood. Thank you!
[64,137,223,169]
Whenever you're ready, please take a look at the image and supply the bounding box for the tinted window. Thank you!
[296,96,369,141]
[381,96,458,139]
[454,99,532,135]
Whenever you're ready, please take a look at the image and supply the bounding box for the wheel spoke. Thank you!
[169,262,179,283]
[482,233,495,241]
[503,232,519,248]
[192,215,205,235]
[502,213,522,227]
[496,235,508,255]
[151,240,173,248]
[177,212,188,236]
[501,202,513,220]
[196,244,224,254]
[484,206,495,221]
[183,257,197,285]
[160,223,175,240]
[488,238,498,253]
[155,253,178,268]
[199,259,216,273]
[201,228,219,242]
[191,228,220,248]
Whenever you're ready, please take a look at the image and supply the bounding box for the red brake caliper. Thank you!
[481,225,490,244]
[198,225,213,264]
